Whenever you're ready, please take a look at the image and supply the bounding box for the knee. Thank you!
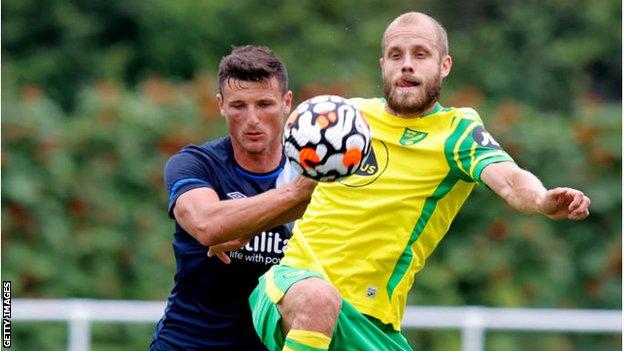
[279,278,342,332]
[295,278,342,318]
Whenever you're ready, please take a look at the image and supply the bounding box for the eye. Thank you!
[259,101,274,108]
[415,50,428,59]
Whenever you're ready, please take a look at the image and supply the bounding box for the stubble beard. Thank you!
[383,73,442,116]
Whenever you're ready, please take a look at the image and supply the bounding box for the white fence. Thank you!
[12,299,622,351]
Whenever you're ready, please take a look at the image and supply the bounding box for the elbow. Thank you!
[175,206,221,247]
[191,220,229,247]
[193,222,219,247]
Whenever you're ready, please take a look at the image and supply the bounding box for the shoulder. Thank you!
[197,137,231,156]
[168,137,229,162]
[164,137,231,176]
[448,106,483,123]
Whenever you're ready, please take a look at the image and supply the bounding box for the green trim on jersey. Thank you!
[421,102,442,117]
[458,122,477,175]
[386,172,459,297]
[445,118,475,182]
[473,154,514,182]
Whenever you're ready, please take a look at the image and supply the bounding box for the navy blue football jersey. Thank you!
[150,137,297,351]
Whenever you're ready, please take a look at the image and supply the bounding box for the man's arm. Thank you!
[206,199,309,262]
[480,161,591,220]
[173,175,316,247]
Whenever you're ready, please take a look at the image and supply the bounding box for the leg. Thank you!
[277,277,341,350]
[278,277,341,336]
[250,265,411,351]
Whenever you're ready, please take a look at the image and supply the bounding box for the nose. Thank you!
[247,106,260,125]
[401,56,415,74]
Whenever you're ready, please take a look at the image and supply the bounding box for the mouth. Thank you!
[396,78,421,88]
[245,131,264,140]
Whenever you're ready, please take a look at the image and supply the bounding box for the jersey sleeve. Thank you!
[445,109,514,184]
[164,150,217,219]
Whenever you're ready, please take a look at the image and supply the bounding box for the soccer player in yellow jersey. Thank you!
[244,12,591,351]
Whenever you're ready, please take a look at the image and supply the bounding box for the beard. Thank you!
[383,73,441,115]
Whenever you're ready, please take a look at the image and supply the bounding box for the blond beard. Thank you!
[383,74,441,115]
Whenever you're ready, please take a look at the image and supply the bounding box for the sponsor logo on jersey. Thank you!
[399,128,428,146]
[472,126,502,150]
[338,140,389,188]
[226,191,247,199]
[366,286,377,298]
[243,231,289,254]
[228,231,290,265]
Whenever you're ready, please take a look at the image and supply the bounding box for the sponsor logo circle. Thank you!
[338,140,389,188]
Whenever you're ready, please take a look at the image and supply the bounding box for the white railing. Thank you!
[12,299,622,351]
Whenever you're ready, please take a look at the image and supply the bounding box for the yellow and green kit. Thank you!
[251,97,514,349]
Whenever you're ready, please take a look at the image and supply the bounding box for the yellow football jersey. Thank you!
[281,98,513,330]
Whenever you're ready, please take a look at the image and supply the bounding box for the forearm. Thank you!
[498,168,547,214]
[232,199,310,244]
[176,176,315,246]
[482,161,590,220]
[195,186,308,245]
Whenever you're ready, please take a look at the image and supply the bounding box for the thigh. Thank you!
[249,265,324,351]
[250,265,412,351]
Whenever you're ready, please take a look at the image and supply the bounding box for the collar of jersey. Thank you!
[233,155,286,181]
[224,137,287,181]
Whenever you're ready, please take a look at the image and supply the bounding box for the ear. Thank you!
[283,90,293,112]
[216,93,225,117]
[440,55,452,78]
[379,57,384,70]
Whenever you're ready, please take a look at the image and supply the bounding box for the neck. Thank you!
[232,142,283,173]
[385,100,438,119]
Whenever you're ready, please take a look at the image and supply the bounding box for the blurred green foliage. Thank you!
[1,0,621,350]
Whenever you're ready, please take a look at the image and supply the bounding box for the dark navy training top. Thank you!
[150,137,297,351]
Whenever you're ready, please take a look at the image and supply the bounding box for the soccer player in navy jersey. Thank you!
[149,45,316,350]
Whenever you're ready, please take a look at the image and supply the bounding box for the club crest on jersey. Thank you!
[399,128,428,146]
[226,191,247,199]
[472,126,502,150]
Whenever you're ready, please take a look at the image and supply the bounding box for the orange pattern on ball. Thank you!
[342,148,362,167]
[299,147,320,169]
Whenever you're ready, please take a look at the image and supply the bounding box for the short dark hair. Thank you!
[218,45,288,95]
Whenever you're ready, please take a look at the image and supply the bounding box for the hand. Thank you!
[539,187,591,220]
[291,175,317,201]
[207,236,251,264]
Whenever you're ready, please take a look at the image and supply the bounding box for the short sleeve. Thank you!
[445,111,514,184]
[164,150,217,219]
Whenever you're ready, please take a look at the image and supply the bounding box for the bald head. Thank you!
[382,12,448,57]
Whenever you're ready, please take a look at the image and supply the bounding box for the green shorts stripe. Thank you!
[249,264,413,351]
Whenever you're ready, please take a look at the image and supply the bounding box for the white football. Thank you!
[283,95,372,181]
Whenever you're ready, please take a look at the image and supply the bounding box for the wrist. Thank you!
[285,181,310,203]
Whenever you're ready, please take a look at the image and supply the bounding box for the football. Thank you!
[283,95,372,181]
